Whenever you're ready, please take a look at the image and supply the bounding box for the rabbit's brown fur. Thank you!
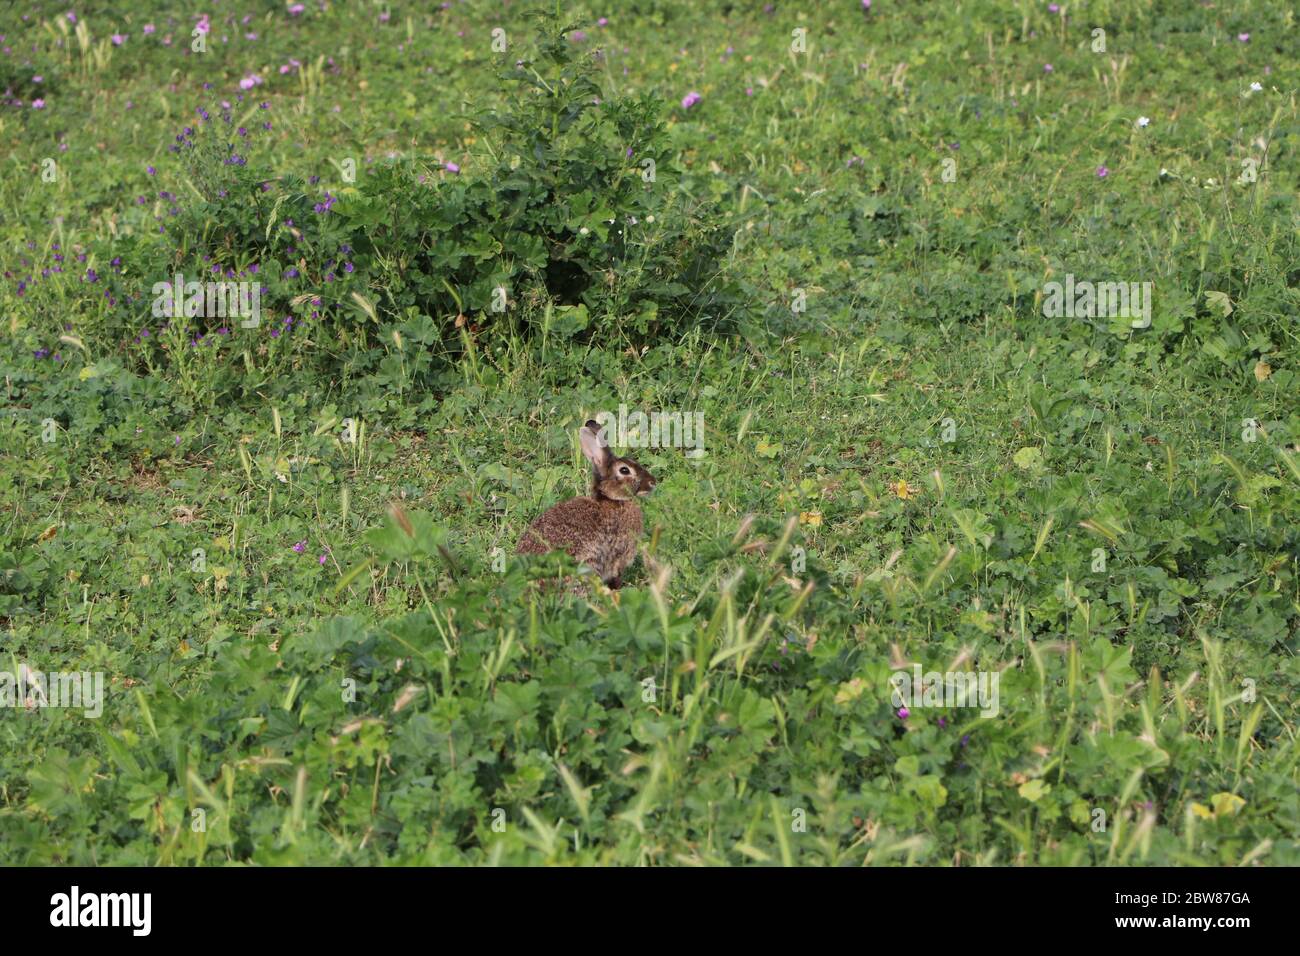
[516,420,655,587]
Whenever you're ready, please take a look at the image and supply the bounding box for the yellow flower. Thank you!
[1210,792,1246,817]
[1190,793,1246,820]
[894,479,915,500]
[799,510,823,527]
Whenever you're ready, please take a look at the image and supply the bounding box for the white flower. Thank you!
[1137,116,1150,127]
[579,226,589,236]
[1250,82,1263,92]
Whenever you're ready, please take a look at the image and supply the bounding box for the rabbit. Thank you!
[516,419,656,588]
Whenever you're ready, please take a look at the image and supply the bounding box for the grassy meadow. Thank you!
[1,1,1298,865]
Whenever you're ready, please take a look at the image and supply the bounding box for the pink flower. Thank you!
[897,707,909,720]
[31,98,45,109]
[111,34,126,45]
[1043,63,1053,73]
[444,161,460,173]
[292,540,307,554]
[1096,165,1109,178]
[289,4,305,14]
[143,24,155,34]
[681,90,702,109]
[239,74,262,90]
[1237,33,1250,42]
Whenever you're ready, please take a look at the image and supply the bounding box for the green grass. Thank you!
[0,1,1297,865]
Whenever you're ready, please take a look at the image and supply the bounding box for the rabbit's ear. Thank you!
[580,421,613,474]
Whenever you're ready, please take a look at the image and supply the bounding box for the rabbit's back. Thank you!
[517,495,642,582]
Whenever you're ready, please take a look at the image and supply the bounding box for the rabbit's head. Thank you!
[581,420,656,502]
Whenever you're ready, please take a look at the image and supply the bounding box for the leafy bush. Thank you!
[347,16,740,347]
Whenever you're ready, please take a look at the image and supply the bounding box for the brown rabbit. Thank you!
[516,420,656,588]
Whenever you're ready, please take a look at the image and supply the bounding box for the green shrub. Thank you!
[347,16,741,347]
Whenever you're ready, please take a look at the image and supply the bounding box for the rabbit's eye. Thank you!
[618,466,632,476]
